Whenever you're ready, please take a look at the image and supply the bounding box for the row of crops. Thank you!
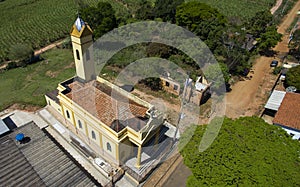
[0,0,285,62]
[0,0,128,62]
[0,0,77,61]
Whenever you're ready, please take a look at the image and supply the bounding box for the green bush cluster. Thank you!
[180,117,300,186]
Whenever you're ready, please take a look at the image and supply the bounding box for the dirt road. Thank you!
[34,40,64,56]
[271,0,283,14]
[225,0,300,118]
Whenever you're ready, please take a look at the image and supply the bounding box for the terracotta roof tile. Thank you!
[65,80,149,132]
[273,92,300,131]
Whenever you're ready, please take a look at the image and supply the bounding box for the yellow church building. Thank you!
[45,17,165,172]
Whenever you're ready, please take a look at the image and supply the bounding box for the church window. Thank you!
[66,110,70,119]
[107,142,111,152]
[76,50,80,60]
[78,120,82,129]
[92,130,96,140]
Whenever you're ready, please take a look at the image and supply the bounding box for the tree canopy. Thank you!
[176,2,227,52]
[257,25,282,52]
[80,2,117,38]
[8,43,34,63]
[285,65,300,90]
[179,117,300,186]
[246,10,273,38]
[204,63,230,90]
[153,0,184,23]
[289,29,300,58]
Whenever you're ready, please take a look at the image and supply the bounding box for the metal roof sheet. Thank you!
[0,119,10,135]
[265,90,286,111]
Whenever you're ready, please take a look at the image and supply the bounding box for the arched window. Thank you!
[76,50,80,60]
[91,130,96,140]
[78,120,82,129]
[107,142,111,152]
[66,110,70,119]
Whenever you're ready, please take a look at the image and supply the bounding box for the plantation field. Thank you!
[187,0,276,22]
[0,0,133,62]
[0,0,283,62]
[0,49,75,110]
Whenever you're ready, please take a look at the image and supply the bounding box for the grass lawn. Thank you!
[0,48,75,111]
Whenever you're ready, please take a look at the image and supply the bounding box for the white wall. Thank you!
[102,135,117,159]
[74,114,87,134]
[87,125,100,145]
[282,127,300,140]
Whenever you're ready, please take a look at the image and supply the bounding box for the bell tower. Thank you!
[70,17,95,82]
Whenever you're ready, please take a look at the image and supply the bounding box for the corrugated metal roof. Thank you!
[265,90,286,111]
[0,119,10,135]
[0,122,99,187]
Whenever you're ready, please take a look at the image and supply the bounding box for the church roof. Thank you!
[64,80,149,132]
[70,17,93,38]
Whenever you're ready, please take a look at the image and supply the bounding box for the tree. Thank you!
[204,62,230,90]
[146,43,172,58]
[139,77,162,91]
[285,65,300,90]
[289,29,300,58]
[80,2,117,38]
[176,2,227,52]
[257,25,282,52]
[246,10,273,38]
[153,0,184,23]
[179,117,300,186]
[8,43,34,63]
[135,0,154,20]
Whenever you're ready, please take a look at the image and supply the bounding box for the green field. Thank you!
[0,0,130,62]
[0,49,75,110]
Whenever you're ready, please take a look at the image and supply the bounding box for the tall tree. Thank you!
[285,65,300,90]
[289,29,300,56]
[179,117,300,186]
[135,0,154,20]
[153,0,184,23]
[8,43,34,63]
[80,2,117,38]
[176,2,227,52]
[246,10,273,38]
[257,25,282,52]
[203,62,230,90]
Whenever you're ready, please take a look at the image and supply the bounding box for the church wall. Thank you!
[86,124,101,146]
[45,95,61,113]
[62,104,75,125]
[73,113,87,135]
[119,138,134,164]
[102,135,118,160]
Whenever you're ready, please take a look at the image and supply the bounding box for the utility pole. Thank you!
[173,75,192,142]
